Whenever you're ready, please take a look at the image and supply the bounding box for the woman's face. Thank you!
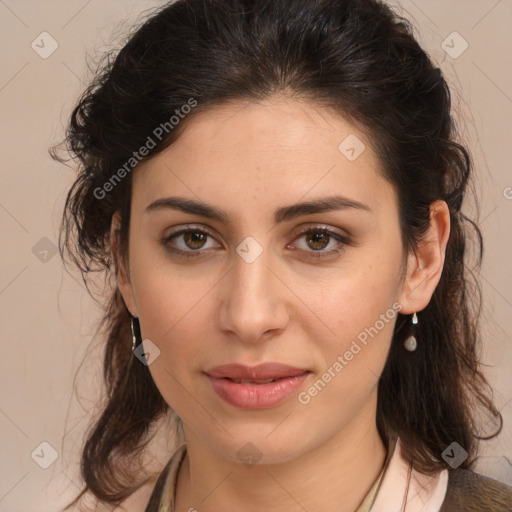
[117,96,418,463]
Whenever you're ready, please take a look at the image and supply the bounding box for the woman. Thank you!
[53,0,512,510]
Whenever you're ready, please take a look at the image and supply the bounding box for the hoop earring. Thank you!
[403,312,418,352]
[130,316,141,351]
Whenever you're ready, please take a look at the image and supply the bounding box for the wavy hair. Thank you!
[51,0,502,508]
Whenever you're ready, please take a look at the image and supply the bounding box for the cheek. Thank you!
[136,271,211,351]
[302,284,397,418]
[309,251,401,382]
[133,267,211,415]
[320,251,401,334]
[130,239,214,336]
[131,267,225,413]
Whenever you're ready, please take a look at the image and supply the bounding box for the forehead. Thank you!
[168,96,370,157]
[132,96,396,223]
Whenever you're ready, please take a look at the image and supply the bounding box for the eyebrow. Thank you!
[145,195,373,225]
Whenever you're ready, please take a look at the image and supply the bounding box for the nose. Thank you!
[217,243,290,344]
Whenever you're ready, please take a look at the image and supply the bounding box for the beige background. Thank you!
[1,0,511,510]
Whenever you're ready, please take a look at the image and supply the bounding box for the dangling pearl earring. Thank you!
[404,312,418,351]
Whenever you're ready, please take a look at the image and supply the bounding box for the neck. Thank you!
[175,396,387,512]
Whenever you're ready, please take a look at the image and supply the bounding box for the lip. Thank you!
[206,362,309,380]
[205,363,311,409]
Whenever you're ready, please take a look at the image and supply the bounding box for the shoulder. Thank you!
[439,467,512,512]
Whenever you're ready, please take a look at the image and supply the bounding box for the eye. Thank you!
[162,225,220,258]
[161,224,351,259]
[289,226,350,258]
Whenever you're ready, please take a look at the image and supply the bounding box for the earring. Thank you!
[130,316,141,351]
[404,312,418,352]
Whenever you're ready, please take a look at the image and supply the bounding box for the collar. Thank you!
[148,435,449,512]
[371,436,448,511]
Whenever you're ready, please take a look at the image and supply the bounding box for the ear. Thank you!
[398,200,451,315]
[110,211,139,317]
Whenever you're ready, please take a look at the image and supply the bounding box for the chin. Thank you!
[200,426,312,466]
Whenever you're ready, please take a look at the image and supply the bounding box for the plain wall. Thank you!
[1,1,511,510]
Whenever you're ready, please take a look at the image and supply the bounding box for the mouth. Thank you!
[204,363,312,409]
[205,362,311,381]
[220,376,301,384]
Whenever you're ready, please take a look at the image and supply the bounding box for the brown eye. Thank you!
[162,226,221,258]
[305,231,331,251]
[291,226,351,258]
[182,231,208,250]
[161,225,350,260]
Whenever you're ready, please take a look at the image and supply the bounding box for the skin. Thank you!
[113,95,450,512]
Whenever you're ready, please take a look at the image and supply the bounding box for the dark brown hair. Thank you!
[52,0,502,508]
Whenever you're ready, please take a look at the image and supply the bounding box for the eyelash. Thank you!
[161,225,351,260]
